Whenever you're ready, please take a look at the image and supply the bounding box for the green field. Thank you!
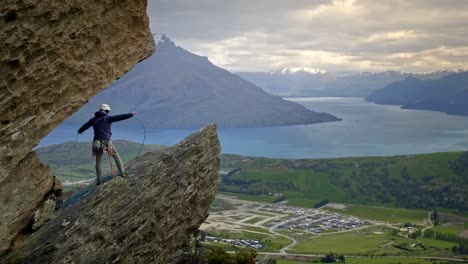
[288,231,396,254]
[327,205,429,224]
[239,226,271,234]
[210,198,236,212]
[418,237,458,250]
[276,258,455,264]
[247,210,277,217]
[228,215,248,221]
[218,191,278,203]
[244,217,266,224]
[284,225,455,256]
[433,224,464,236]
[38,142,468,214]
[221,152,468,212]
[276,260,308,264]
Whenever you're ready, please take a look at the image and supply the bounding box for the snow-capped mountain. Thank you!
[237,69,466,97]
[270,66,327,75]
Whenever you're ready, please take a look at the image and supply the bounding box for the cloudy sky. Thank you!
[148,0,468,73]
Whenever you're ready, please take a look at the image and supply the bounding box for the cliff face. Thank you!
[1,125,221,264]
[0,0,154,254]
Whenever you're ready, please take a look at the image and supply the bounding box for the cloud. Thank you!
[148,0,468,72]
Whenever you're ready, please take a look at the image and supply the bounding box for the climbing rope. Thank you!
[63,115,146,184]
[68,133,79,182]
[133,116,147,158]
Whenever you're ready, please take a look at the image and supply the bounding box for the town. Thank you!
[201,195,372,251]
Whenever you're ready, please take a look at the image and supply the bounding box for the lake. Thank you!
[39,97,468,159]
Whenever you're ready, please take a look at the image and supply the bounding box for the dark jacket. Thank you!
[78,110,133,141]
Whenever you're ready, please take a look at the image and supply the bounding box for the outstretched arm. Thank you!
[108,112,136,123]
[78,118,95,134]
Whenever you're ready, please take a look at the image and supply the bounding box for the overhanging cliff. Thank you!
[1,124,221,264]
[0,0,154,254]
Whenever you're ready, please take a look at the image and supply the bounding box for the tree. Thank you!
[320,252,336,263]
[187,229,206,264]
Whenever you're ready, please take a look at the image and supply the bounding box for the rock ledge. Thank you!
[1,124,220,264]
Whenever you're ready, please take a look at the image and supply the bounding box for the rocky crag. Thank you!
[0,0,154,255]
[1,125,221,264]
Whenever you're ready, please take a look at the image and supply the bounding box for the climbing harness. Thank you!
[103,142,115,178]
[93,140,116,177]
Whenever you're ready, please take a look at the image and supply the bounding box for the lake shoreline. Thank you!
[40,97,468,159]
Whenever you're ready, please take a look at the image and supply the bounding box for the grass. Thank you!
[225,169,347,201]
[239,226,271,234]
[433,224,464,236]
[277,257,457,264]
[276,260,308,264]
[327,205,429,224]
[218,191,278,203]
[220,152,468,213]
[345,257,455,264]
[288,229,420,255]
[277,259,456,264]
[243,217,266,224]
[210,198,236,212]
[228,215,248,221]
[418,237,458,250]
[289,232,389,254]
[246,210,277,217]
[285,199,320,208]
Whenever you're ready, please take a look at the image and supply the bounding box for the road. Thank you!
[209,194,454,260]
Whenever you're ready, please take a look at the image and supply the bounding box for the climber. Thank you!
[78,104,136,185]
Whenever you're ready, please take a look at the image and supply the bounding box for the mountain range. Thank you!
[366,71,468,116]
[237,69,464,97]
[67,34,339,128]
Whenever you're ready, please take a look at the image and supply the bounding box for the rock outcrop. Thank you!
[1,124,221,264]
[0,0,154,254]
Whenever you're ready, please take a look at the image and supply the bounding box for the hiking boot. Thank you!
[120,173,128,178]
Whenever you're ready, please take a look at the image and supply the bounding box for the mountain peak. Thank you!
[153,33,176,49]
[271,66,327,75]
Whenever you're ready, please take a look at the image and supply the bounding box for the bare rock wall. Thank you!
[1,124,221,264]
[0,0,154,255]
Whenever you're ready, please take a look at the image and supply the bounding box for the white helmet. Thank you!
[99,104,111,112]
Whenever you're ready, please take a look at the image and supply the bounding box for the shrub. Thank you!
[204,246,233,264]
[233,248,257,264]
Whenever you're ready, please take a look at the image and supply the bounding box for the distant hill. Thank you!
[67,34,339,128]
[237,69,461,97]
[366,71,468,116]
[220,152,468,212]
[37,140,468,212]
[36,140,165,181]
